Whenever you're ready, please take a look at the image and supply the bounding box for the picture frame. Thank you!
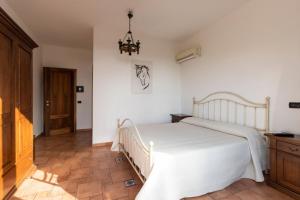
[131,60,153,94]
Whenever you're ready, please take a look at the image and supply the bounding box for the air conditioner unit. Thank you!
[175,47,201,63]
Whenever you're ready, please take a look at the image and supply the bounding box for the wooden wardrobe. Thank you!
[0,7,38,199]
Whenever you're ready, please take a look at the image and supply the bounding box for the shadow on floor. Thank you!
[12,131,142,200]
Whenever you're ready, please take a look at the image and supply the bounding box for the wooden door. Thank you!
[0,25,16,199]
[277,151,300,193]
[44,67,76,136]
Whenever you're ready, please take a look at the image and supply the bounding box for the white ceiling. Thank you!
[7,0,249,49]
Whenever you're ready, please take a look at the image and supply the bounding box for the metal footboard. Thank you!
[117,119,154,183]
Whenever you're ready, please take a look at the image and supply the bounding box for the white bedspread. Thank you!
[111,117,266,200]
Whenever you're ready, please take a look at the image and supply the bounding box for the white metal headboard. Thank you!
[193,91,270,133]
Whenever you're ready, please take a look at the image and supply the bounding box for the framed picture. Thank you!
[131,60,153,94]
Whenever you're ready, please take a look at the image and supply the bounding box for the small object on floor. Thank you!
[115,156,125,163]
[124,179,136,187]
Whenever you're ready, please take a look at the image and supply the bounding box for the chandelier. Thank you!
[118,11,140,56]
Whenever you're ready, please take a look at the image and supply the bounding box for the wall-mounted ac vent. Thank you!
[175,47,201,63]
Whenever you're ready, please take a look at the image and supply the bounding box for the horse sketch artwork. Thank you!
[131,60,152,94]
[136,65,150,90]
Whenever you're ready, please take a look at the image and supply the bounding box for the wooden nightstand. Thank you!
[170,114,192,123]
[265,133,300,200]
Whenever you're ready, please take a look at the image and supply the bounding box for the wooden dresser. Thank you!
[265,133,300,200]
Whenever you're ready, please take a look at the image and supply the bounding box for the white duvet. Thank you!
[111,117,266,200]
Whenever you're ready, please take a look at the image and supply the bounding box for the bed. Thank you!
[111,91,270,200]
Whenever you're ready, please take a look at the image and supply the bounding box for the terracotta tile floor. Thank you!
[11,130,295,200]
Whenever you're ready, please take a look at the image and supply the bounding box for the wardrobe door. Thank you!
[15,43,33,184]
[0,27,16,198]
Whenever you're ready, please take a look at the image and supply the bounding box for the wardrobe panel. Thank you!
[0,7,37,199]
[15,45,33,184]
[0,28,16,199]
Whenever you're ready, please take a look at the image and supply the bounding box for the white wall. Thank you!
[42,45,93,130]
[0,0,43,136]
[0,0,38,42]
[177,0,300,133]
[93,27,181,144]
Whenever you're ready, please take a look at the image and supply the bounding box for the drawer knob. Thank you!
[289,147,299,152]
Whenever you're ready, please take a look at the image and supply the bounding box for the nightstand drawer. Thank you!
[277,141,300,156]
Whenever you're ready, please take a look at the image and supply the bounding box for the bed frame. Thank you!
[117,118,153,183]
[117,91,270,183]
[192,91,270,133]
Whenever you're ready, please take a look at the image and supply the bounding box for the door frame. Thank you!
[43,67,77,136]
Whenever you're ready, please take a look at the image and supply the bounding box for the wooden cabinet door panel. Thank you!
[0,28,16,198]
[0,31,15,171]
[14,44,34,185]
[277,151,300,193]
[269,149,277,182]
[15,45,33,159]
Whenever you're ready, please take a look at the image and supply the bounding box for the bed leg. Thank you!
[117,118,121,153]
[149,141,154,169]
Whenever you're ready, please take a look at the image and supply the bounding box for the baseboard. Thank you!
[267,179,300,200]
[76,128,92,132]
[93,142,113,147]
[6,164,37,200]
[4,186,16,200]
[34,132,44,139]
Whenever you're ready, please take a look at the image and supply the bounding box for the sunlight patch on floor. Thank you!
[13,170,76,200]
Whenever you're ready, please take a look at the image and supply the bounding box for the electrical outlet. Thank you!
[289,102,300,109]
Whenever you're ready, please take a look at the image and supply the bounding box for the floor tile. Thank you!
[77,181,102,198]
[185,194,214,200]
[89,195,103,200]
[234,189,266,200]
[110,169,133,183]
[249,184,295,200]
[93,168,112,184]
[209,189,232,199]
[103,182,128,200]
[69,168,92,180]
[11,131,297,200]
